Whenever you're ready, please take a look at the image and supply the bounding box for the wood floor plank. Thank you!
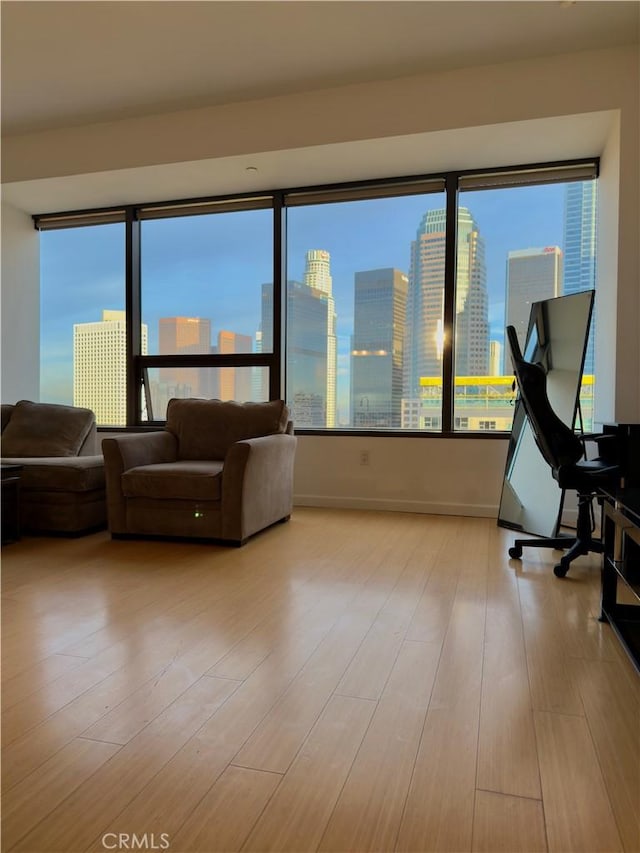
[405,518,463,645]
[10,676,239,852]
[517,564,585,715]
[1,653,89,709]
[241,694,376,852]
[232,521,416,774]
[534,710,623,852]
[573,658,640,852]
[1,510,637,853]
[318,640,440,853]
[83,575,374,844]
[168,766,282,853]
[546,556,620,663]
[1,737,121,849]
[335,522,440,700]
[395,519,489,853]
[472,790,547,852]
[477,526,541,800]
[2,538,308,750]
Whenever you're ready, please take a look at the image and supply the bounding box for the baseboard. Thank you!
[293,494,499,518]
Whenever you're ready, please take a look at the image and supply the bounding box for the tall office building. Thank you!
[505,247,562,350]
[351,268,408,428]
[214,330,253,400]
[261,279,329,427]
[158,316,212,397]
[404,207,489,398]
[563,181,597,374]
[303,250,337,427]
[74,309,148,426]
[489,340,503,376]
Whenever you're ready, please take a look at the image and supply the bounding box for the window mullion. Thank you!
[441,173,459,433]
[125,208,141,425]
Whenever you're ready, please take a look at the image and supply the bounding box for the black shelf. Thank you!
[600,490,640,674]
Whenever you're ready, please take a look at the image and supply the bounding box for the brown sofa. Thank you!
[102,398,297,545]
[1,400,106,534]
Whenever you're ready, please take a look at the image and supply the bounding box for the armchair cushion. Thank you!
[123,460,224,502]
[166,398,289,461]
[1,400,94,458]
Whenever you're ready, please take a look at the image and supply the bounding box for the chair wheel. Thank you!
[554,562,568,578]
[509,546,522,560]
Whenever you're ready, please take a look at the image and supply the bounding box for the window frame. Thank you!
[34,157,598,436]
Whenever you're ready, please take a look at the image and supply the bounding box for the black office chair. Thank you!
[505,325,619,578]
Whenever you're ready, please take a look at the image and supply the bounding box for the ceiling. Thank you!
[2,0,639,137]
[1,1,637,214]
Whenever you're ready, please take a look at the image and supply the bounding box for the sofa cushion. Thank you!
[2,456,105,492]
[122,460,224,501]
[1,400,95,458]
[166,399,289,461]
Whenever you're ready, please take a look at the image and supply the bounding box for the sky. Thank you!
[40,181,568,417]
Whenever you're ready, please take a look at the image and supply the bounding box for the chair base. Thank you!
[508,492,603,578]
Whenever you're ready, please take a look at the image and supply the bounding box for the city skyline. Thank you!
[44,180,594,426]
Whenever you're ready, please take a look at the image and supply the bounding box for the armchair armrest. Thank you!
[102,432,177,533]
[221,433,297,543]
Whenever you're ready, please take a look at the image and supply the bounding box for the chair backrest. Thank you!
[165,398,290,460]
[506,326,583,472]
[0,400,97,458]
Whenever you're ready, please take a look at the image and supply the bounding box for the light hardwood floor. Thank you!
[1,508,638,853]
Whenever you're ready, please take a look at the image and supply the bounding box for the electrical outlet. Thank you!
[360,450,370,466]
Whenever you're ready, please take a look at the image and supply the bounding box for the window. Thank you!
[285,183,445,430]
[40,222,126,426]
[454,171,597,433]
[139,204,273,419]
[36,160,597,434]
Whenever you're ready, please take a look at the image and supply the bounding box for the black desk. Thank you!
[600,487,640,674]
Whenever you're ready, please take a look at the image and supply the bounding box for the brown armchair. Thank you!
[102,398,296,545]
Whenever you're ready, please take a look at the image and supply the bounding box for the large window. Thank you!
[139,205,273,419]
[37,161,597,434]
[40,222,126,426]
[285,184,445,429]
[453,177,597,433]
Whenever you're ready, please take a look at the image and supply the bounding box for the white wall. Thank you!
[1,202,39,402]
[2,45,638,515]
[294,436,507,516]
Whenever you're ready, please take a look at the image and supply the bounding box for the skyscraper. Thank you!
[351,268,408,428]
[214,329,253,400]
[158,316,212,397]
[563,181,597,374]
[262,279,329,427]
[505,247,562,350]
[74,309,148,426]
[303,250,337,427]
[404,207,489,399]
[489,340,503,376]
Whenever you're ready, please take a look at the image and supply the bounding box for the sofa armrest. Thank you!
[221,433,297,542]
[102,432,177,533]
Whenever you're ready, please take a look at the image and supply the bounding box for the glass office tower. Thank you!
[404,207,489,397]
[351,268,408,428]
[303,250,337,427]
[563,181,597,375]
[262,279,330,427]
[158,316,212,397]
[505,247,562,351]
